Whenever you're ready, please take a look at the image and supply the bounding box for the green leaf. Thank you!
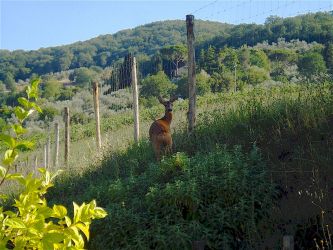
[73,202,83,223]
[11,124,28,136]
[37,206,54,218]
[43,232,65,243]
[29,219,44,235]
[17,97,30,109]
[6,173,24,183]
[41,232,65,249]
[30,102,42,113]
[14,106,28,122]
[76,222,90,240]
[15,141,35,151]
[53,205,67,219]
[0,193,8,201]
[4,217,26,229]
[93,207,108,219]
[3,149,18,165]
[64,216,71,227]
[0,166,7,178]
[26,78,40,100]
[0,134,16,149]
[66,227,84,247]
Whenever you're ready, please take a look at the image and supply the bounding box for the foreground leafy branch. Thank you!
[0,78,107,249]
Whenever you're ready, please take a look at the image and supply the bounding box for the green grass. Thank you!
[46,81,333,248]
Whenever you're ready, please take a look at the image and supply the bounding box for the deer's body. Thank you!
[149,96,177,161]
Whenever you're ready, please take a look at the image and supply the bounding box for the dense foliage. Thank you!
[48,82,333,248]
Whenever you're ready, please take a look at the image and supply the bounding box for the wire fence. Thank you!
[8,1,332,200]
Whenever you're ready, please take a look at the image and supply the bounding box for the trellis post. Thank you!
[131,56,140,143]
[64,107,70,165]
[93,81,102,149]
[54,122,59,168]
[186,14,196,133]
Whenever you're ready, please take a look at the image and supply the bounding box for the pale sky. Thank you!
[0,0,332,51]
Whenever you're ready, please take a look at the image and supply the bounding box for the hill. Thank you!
[0,20,231,81]
[0,11,332,83]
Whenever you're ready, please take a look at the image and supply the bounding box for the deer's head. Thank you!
[158,95,178,112]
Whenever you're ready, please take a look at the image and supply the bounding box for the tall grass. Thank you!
[47,82,333,248]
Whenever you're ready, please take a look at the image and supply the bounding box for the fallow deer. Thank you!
[149,95,178,161]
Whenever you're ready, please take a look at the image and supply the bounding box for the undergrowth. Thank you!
[48,82,333,249]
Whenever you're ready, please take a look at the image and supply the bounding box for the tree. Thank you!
[209,72,234,92]
[140,71,177,98]
[160,44,187,78]
[324,42,333,74]
[250,49,270,71]
[298,51,327,80]
[71,67,98,88]
[3,73,16,92]
[246,66,270,85]
[218,47,239,70]
[0,81,6,92]
[205,45,218,74]
[42,78,61,100]
[238,46,250,70]
[38,105,59,122]
[176,70,211,98]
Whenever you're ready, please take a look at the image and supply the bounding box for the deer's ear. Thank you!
[158,96,167,105]
[170,95,178,103]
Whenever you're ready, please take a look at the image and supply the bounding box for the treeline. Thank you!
[204,12,333,49]
[0,20,229,83]
[1,12,332,86]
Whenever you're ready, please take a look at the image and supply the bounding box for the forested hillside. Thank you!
[0,20,230,82]
[0,12,332,84]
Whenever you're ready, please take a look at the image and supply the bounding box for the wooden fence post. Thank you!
[44,144,47,168]
[47,135,51,169]
[64,107,70,165]
[186,14,196,133]
[131,56,140,143]
[283,235,294,250]
[34,155,38,172]
[93,81,102,149]
[54,122,59,168]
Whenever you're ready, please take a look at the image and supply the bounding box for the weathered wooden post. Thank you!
[44,144,47,168]
[186,14,196,133]
[234,62,237,92]
[283,235,294,250]
[54,122,59,168]
[46,135,51,169]
[64,107,70,165]
[131,56,140,143]
[34,155,38,172]
[93,81,102,149]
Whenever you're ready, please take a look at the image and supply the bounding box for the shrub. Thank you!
[140,71,177,98]
[0,78,107,248]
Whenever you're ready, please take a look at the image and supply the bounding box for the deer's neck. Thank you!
[162,111,173,124]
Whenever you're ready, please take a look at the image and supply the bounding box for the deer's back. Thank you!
[149,119,170,140]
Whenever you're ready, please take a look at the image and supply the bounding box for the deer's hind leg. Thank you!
[162,134,173,158]
[151,138,161,161]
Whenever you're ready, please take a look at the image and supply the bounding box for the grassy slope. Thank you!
[49,82,333,249]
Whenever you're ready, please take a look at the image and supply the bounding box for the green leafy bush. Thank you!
[0,78,107,249]
[87,145,274,249]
